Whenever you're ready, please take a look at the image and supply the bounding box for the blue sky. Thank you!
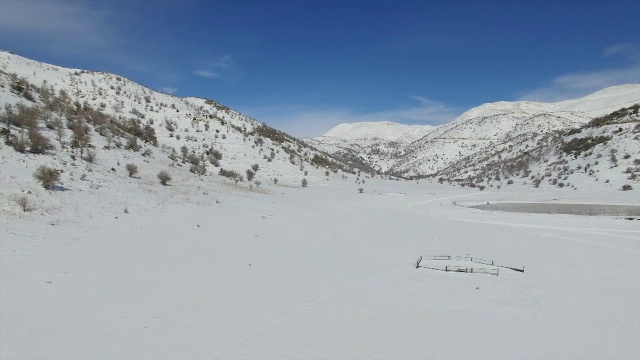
[1,0,639,136]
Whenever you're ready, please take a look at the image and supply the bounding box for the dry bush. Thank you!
[126,135,140,151]
[157,170,171,185]
[34,165,60,190]
[14,195,31,212]
[11,131,29,153]
[126,163,138,177]
[28,127,52,154]
[83,149,97,163]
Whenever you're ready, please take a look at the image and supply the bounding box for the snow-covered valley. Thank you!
[0,52,639,360]
[2,178,639,359]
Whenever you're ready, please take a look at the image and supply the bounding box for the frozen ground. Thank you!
[1,180,639,359]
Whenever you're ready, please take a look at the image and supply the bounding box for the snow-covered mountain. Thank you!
[0,51,372,205]
[392,85,640,177]
[324,121,435,143]
[305,122,434,173]
[310,85,640,188]
[0,51,637,194]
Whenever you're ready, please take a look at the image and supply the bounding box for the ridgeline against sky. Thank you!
[1,0,639,136]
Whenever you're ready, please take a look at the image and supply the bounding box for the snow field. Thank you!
[1,179,638,359]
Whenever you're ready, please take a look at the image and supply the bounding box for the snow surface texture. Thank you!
[2,179,639,359]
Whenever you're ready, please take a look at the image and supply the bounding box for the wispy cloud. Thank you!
[194,70,218,78]
[243,97,460,138]
[520,44,640,102]
[193,55,242,81]
[159,86,178,95]
[211,55,233,69]
[603,43,640,58]
[0,0,117,55]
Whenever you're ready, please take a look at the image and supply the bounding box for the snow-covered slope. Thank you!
[392,86,640,177]
[0,51,366,198]
[434,103,640,192]
[312,85,640,180]
[555,84,640,116]
[308,122,434,173]
[324,121,435,143]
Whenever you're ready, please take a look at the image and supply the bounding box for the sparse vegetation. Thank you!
[83,149,96,163]
[561,136,611,157]
[28,127,52,154]
[219,168,242,181]
[34,165,60,190]
[15,195,31,212]
[246,169,255,181]
[126,163,138,177]
[157,170,172,185]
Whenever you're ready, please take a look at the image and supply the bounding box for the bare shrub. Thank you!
[71,124,90,157]
[141,148,153,157]
[533,178,542,188]
[246,169,255,181]
[126,135,140,151]
[301,178,308,187]
[210,149,223,161]
[190,163,206,175]
[12,130,29,153]
[83,149,96,163]
[34,165,60,190]
[157,170,171,185]
[622,184,633,191]
[15,195,31,212]
[187,153,200,165]
[126,163,138,177]
[28,127,52,154]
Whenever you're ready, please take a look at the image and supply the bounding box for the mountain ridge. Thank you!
[311,84,640,181]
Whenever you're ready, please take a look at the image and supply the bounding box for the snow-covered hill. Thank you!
[392,86,640,177]
[306,122,434,173]
[324,121,435,143]
[0,51,370,209]
[310,84,640,187]
[434,103,640,192]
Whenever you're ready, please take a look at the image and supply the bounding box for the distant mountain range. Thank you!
[310,85,640,190]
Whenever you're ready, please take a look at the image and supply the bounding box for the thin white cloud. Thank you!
[0,0,117,55]
[160,86,178,95]
[243,97,460,138]
[520,44,640,102]
[193,55,241,81]
[211,55,232,68]
[603,43,639,58]
[194,70,218,78]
